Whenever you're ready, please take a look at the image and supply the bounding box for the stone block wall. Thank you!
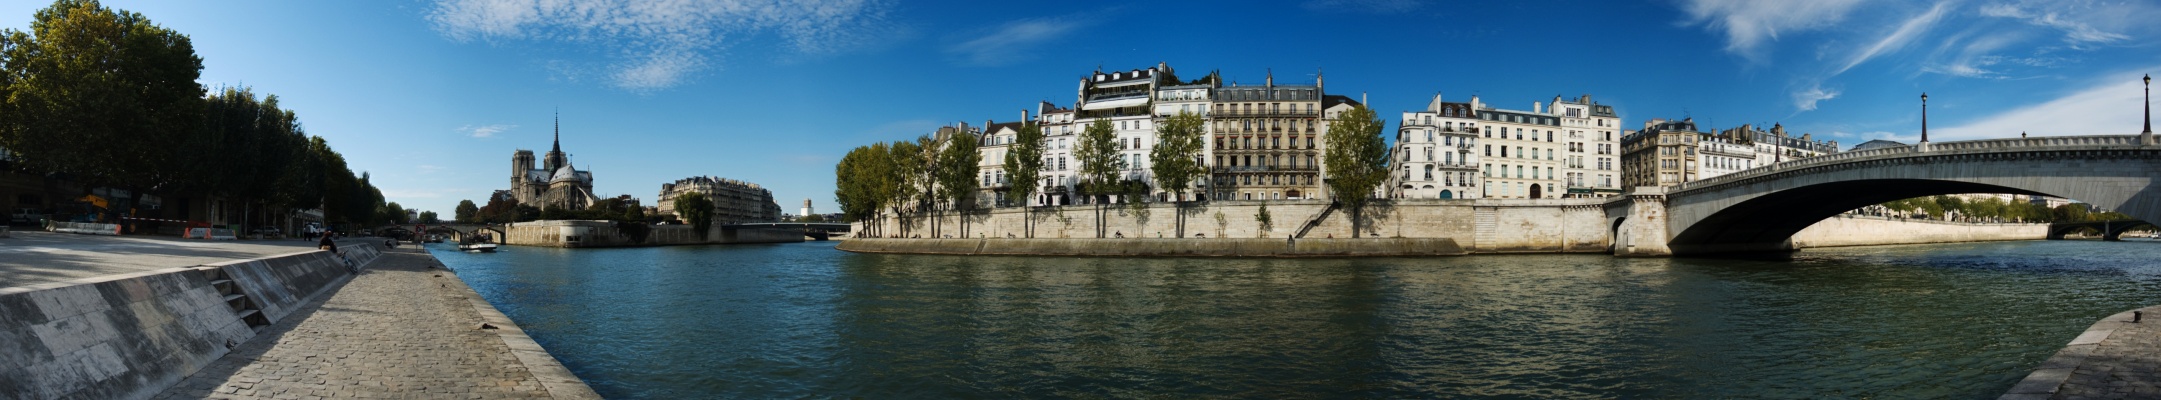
[853,199,1617,254]
[0,244,384,400]
[1790,215,2047,248]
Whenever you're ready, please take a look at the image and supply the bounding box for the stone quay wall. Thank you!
[502,220,803,248]
[852,199,1614,254]
[1789,215,2047,248]
[840,238,1467,257]
[0,243,383,400]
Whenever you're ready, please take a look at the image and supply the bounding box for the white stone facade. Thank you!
[1391,93,1482,199]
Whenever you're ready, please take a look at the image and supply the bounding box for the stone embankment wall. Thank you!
[501,220,802,248]
[840,238,1467,257]
[852,199,1614,254]
[1789,215,2047,248]
[0,243,383,400]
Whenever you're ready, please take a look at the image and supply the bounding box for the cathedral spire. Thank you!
[551,109,561,154]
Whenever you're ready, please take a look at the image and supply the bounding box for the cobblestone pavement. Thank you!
[154,248,559,399]
[2049,306,2161,400]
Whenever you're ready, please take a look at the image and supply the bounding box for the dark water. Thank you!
[430,240,2161,399]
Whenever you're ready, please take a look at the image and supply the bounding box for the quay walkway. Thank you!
[153,247,598,399]
[0,231,338,288]
[2004,305,2161,399]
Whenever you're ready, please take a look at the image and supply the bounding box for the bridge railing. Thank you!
[1675,134,2145,193]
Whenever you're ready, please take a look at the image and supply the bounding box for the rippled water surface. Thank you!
[431,240,2161,398]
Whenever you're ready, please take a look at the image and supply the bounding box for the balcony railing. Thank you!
[1213,165,1320,173]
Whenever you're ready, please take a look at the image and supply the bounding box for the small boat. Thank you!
[459,242,498,252]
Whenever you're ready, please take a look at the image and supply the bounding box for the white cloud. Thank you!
[1678,0,1867,61]
[946,17,1087,67]
[1835,2,1949,75]
[1791,85,1841,112]
[459,124,517,138]
[1932,68,2155,141]
[426,0,892,91]
[1979,1,2134,44]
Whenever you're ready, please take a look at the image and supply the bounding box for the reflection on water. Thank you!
[433,240,2161,398]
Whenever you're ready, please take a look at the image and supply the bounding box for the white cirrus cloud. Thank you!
[946,17,1088,67]
[1677,0,1867,61]
[426,0,893,91]
[1834,2,1950,76]
[1978,1,2137,45]
[459,124,517,138]
[1791,85,1842,112]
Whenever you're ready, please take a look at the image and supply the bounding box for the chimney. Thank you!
[1266,68,1274,86]
[1533,102,1543,114]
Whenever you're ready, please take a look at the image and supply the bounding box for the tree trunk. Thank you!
[1350,206,1362,238]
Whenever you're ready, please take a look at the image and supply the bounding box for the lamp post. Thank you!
[2143,74,2153,145]
[1920,93,1929,143]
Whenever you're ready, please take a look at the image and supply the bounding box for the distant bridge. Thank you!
[2048,220,2158,241]
[1607,134,2160,256]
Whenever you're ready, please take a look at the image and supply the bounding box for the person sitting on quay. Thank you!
[1114,231,1124,238]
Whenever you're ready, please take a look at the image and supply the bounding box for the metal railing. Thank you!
[1675,134,2147,192]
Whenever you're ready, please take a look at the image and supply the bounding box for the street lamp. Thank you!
[1920,93,1929,143]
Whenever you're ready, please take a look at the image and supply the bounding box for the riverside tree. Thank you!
[674,192,714,239]
[1323,105,1389,237]
[1150,111,1208,237]
[887,140,924,237]
[455,200,480,223]
[1002,122,1045,237]
[1073,119,1123,238]
[936,129,981,238]
[0,0,204,216]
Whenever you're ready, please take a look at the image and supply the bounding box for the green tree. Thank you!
[1322,106,1390,237]
[455,199,480,223]
[799,214,825,222]
[1073,119,1122,238]
[0,0,205,213]
[1150,111,1208,237]
[382,201,409,225]
[675,192,714,239]
[418,211,439,224]
[1256,203,1273,237]
[936,129,981,237]
[2054,203,2091,222]
[1003,122,1045,237]
[887,140,924,237]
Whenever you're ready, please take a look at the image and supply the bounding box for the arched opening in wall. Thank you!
[1439,190,1454,199]
[1610,217,1628,253]
[1664,178,2141,255]
[1529,184,1543,199]
[1287,190,1302,198]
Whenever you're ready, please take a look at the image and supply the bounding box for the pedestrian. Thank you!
[318,231,339,254]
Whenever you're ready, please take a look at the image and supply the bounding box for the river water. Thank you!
[429,240,2161,399]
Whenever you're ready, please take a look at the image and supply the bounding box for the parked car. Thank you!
[9,208,44,225]
[250,226,282,237]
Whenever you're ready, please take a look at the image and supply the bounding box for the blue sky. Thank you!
[4,0,2157,216]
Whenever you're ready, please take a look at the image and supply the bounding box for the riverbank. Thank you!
[0,237,595,399]
[502,219,801,248]
[154,247,598,399]
[2002,305,2161,399]
[839,237,1468,257]
[1792,215,2046,248]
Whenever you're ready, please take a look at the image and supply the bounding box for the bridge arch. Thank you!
[1660,136,2160,255]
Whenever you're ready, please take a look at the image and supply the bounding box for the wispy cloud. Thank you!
[1979,1,2133,45]
[1791,85,1841,112]
[946,17,1088,67]
[1677,0,1867,62]
[1932,68,2155,141]
[426,0,893,91]
[459,124,517,138]
[1834,2,1949,75]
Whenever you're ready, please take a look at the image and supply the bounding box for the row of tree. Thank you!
[1877,195,2133,223]
[833,106,1393,238]
[0,0,392,230]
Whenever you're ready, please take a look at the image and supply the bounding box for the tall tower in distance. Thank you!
[800,199,813,218]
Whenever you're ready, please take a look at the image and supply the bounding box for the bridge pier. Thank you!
[1611,187,1673,257]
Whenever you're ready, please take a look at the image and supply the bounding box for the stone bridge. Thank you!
[1607,134,2160,256]
[2047,219,2158,241]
